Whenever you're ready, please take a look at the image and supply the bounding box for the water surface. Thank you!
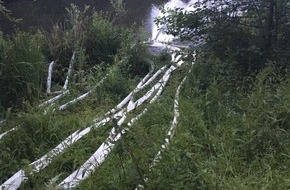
[1,0,168,33]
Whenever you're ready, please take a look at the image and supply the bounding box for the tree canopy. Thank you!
[156,0,290,73]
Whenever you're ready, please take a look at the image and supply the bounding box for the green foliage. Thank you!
[85,12,123,66]
[156,0,290,73]
[0,0,21,23]
[0,3,153,112]
[118,40,152,78]
[0,31,45,110]
[110,0,127,22]
[45,4,91,85]
[1,47,290,189]
[102,64,131,100]
[0,107,93,186]
[2,2,290,189]
[142,64,290,190]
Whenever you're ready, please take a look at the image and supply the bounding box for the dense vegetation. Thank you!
[0,2,151,112]
[1,0,290,189]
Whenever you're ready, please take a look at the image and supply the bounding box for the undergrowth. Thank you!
[1,2,290,190]
[2,47,290,189]
[143,58,290,190]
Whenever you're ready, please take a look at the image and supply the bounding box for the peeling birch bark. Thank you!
[38,90,70,108]
[137,65,167,90]
[58,77,107,111]
[151,59,196,166]
[46,61,55,94]
[114,66,164,112]
[58,85,163,189]
[0,49,186,188]
[150,76,187,168]
[63,52,75,91]
[0,127,17,140]
[0,170,26,190]
[135,53,195,190]
[48,90,63,95]
[58,53,184,189]
[135,53,196,190]
[0,68,160,189]
[0,119,5,126]
[0,68,155,143]
[39,53,75,108]
[128,59,182,112]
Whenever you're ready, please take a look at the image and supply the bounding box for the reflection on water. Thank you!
[1,0,168,33]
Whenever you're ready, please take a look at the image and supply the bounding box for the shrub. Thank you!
[119,40,151,78]
[85,12,123,66]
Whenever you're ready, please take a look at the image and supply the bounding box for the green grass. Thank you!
[74,62,190,189]
[1,1,289,188]
[2,48,290,189]
[0,31,45,110]
[1,4,290,188]
[142,63,290,190]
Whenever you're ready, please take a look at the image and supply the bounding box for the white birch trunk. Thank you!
[46,61,55,94]
[63,52,75,91]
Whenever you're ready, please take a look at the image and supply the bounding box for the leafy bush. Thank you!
[85,12,123,66]
[101,64,131,100]
[45,5,150,90]
[119,40,152,78]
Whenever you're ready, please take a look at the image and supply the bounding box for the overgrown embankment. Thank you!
[1,1,290,189]
[0,4,151,114]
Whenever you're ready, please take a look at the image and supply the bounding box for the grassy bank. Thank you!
[1,1,290,189]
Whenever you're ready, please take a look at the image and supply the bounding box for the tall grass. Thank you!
[1,44,290,189]
[44,5,151,94]
[2,2,290,189]
[0,31,45,111]
[143,61,290,189]
[0,4,152,114]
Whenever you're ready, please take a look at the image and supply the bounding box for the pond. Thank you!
[0,0,169,33]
